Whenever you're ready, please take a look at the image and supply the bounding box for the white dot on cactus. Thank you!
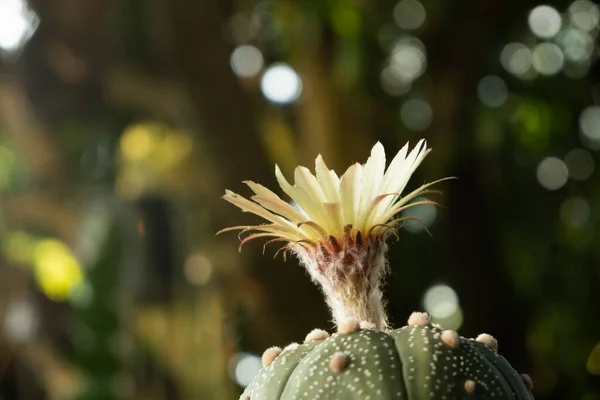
[337,318,360,334]
[329,352,349,373]
[261,346,282,367]
[305,328,329,342]
[521,373,534,391]
[464,379,476,393]
[475,333,498,351]
[407,311,431,326]
[440,330,460,349]
[359,321,376,330]
[230,353,262,387]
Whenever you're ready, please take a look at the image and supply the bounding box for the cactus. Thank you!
[219,141,534,399]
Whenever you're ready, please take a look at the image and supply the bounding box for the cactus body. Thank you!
[243,323,533,400]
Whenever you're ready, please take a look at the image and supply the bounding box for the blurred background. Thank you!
[0,0,599,399]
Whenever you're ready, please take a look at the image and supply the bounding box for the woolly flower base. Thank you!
[292,231,389,329]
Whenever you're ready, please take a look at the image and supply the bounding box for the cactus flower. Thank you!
[218,140,450,329]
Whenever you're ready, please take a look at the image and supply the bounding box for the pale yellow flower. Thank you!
[218,140,450,328]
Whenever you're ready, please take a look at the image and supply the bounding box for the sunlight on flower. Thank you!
[219,141,450,329]
[536,157,568,190]
[230,45,264,78]
[261,63,302,104]
[219,140,447,250]
[528,5,562,39]
[0,0,39,53]
[393,0,426,31]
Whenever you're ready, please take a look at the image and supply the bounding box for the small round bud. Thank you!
[239,394,250,400]
[359,321,376,330]
[521,373,533,391]
[305,329,329,342]
[476,333,498,351]
[261,346,282,367]
[407,311,431,326]
[337,318,360,334]
[441,330,461,349]
[329,352,349,373]
[464,380,476,393]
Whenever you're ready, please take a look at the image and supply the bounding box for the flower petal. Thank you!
[357,142,386,230]
[339,163,363,227]
[315,154,340,202]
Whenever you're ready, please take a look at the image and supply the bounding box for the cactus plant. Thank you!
[219,140,534,399]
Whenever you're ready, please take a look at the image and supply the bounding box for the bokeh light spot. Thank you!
[0,0,39,53]
[230,353,262,387]
[400,98,432,131]
[569,0,600,32]
[560,196,590,229]
[536,157,569,190]
[393,0,426,31]
[587,343,600,375]
[477,75,508,108]
[501,43,533,76]
[528,5,562,39]
[557,29,594,63]
[579,106,600,142]
[423,284,459,319]
[401,196,437,232]
[260,63,302,104]
[3,297,37,342]
[120,124,155,161]
[564,148,595,181]
[184,253,213,286]
[532,42,564,76]
[380,66,412,96]
[33,239,84,302]
[230,45,264,78]
[390,37,427,82]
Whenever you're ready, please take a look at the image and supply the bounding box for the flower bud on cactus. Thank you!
[219,141,534,399]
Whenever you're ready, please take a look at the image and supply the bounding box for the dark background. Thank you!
[0,0,599,399]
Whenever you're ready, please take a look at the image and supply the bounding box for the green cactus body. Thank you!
[242,323,533,400]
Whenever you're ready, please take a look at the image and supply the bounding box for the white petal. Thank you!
[222,190,297,232]
[357,142,386,230]
[315,154,340,202]
[339,163,363,227]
